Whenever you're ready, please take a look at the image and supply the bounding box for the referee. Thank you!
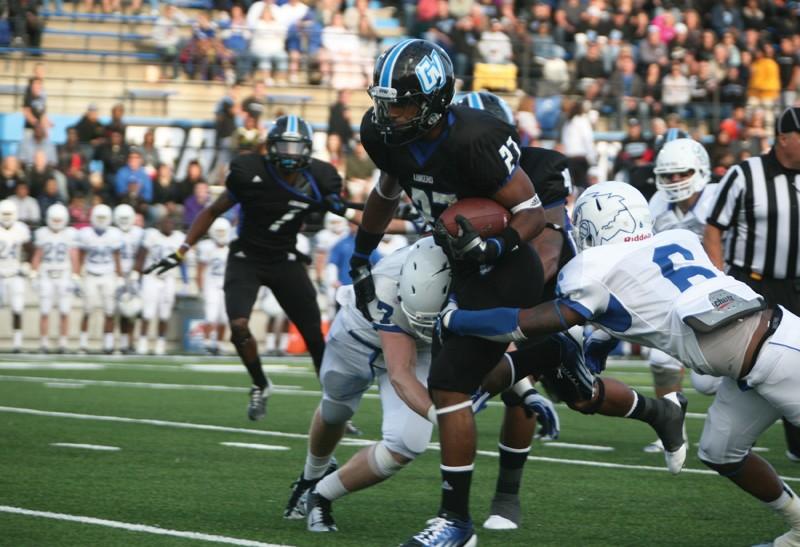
[704,105,800,461]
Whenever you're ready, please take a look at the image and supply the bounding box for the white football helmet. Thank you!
[113,204,136,232]
[653,138,711,203]
[572,180,653,252]
[0,199,18,228]
[398,237,452,343]
[323,212,347,236]
[90,204,113,231]
[209,217,231,245]
[46,203,69,231]
[117,288,143,318]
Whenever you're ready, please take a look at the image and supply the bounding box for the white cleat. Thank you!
[154,338,166,356]
[483,515,518,530]
[752,530,800,547]
[643,439,665,453]
[662,392,688,475]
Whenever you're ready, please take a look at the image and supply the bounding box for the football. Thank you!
[439,198,511,238]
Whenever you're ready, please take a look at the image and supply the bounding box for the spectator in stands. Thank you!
[450,14,480,81]
[233,113,264,155]
[711,0,744,37]
[477,18,513,65]
[9,0,43,51]
[552,0,579,48]
[115,148,153,203]
[22,77,49,136]
[18,125,57,168]
[325,133,344,173]
[748,44,781,116]
[152,4,190,80]
[327,89,354,153]
[343,139,375,203]
[37,177,64,213]
[183,181,211,227]
[640,63,663,122]
[250,5,289,85]
[139,129,160,176]
[94,129,129,187]
[637,25,669,72]
[354,10,379,86]
[67,193,90,229]
[241,80,267,122]
[175,159,206,202]
[661,60,691,117]
[73,105,106,152]
[515,94,540,146]
[151,163,181,220]
[277,0,309,27]
[606,54,644,121]
[320,12,362,88]
[0,156,25,199]
[560,99,596,190]
[214,85,239,175]
[119,179,149,217]
[220,5,253,83]
[742,0,766,30]
[8,181,41,227]
[182,13,230,81]
[105,104,127,139]
[57,128,90,193]
[424,0,456,57]
[129,0,158,16]
[575,40,608,93]
[286,9,324,84]
[720,66,748,116]
[776,36,799,109]
[26,150,66,198]
[612,118,654,179]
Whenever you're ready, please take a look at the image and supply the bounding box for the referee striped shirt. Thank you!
[707,148,800,279]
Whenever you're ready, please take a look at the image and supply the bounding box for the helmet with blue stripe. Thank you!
[368,39,455,146]
[267,114,314,172]
[456,91,514,125]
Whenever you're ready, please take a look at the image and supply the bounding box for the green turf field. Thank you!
[0,354,792,546]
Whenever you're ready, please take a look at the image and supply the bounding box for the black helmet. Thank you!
[456,91,514,125]
[368,39,455,146]
[266,114,314,172]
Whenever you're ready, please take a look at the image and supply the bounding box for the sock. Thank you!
[439,464,473,521]
[315,471,348,502]
[768,486,800,530]
[266,333,276,352]
[120,333,129,349]
[626,390,666,426]
[80,332,88,348]
[784,419,800,457]
[59,336,68,349]
[13,330,22,348]
[495,443,529,496]
[279,333,288,351]
[244,358,268,389]
[103,333,114,351]
[304,452,333,481]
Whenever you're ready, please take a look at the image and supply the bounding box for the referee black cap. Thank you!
[776,106,800,136]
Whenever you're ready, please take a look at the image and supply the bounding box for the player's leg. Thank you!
[307,352,434,532]
[39,276,53,352]
[643,349,686,453]
[56,277,71,354]
[266,260,325,374]
[284,322,372,520]
[224,254,270,419]
[80,275,97,353]
[10,275,25,352]
[138,276,159,354]
[100,276,116,354]
[154,277,175,356]
[203,288,217,354]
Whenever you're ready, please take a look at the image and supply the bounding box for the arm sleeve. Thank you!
[360,109,393,172]
[554,261,609,321]
[706,164,745,230]
[224,158,245,203]
[519,148,569,208]
[463,122,521,193]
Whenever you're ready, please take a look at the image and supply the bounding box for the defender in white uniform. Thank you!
[443,181,800,547]
[643,137,722,452]
[31,204,78,353]
[0,200,31,352]
[77,204,123,353]
[114,204,144,353]
[135,216,185,355]
[196,217,231,355]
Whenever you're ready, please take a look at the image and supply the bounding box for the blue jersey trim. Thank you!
[557,297,593,320]
[448,307,520,337]
[266,162,322,204]
[348,329,382,352]
[594,294,633,332]
[408,122,451,167]
[543,198,565,210]
[380,39,414,87]
[499,164,519,188]
[373,323,410,335]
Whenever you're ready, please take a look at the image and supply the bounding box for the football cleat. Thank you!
[345,420,363,436]
[154,338,166,356]
[247,380,273,421]
[752,529,800,547]
[283,459,338,520]
[643,439,664,454]
[306,490,337,532]
[658,392,689,475]
[483,492,520,530]
[787,451,800,463]
[401,515,477,547]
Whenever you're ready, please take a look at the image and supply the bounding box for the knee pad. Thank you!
[574,377,606,415]
[319,398,355,425]
[367,441,408,479]
[650,358,683,389]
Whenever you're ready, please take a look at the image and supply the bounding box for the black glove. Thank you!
[143,251,184,275]
[349,254,375,321]
[434,215,503,264]
[395,202,421,222]
[323,193,347,216]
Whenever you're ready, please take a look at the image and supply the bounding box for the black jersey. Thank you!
[519,147,570,208]
[225,154,342,257]
[361,105,523,223]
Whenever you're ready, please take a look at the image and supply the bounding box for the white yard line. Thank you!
[50,443,120,451]
[221,442,290,451]
[542,442,614,452]
[44,382,86,389]
[1,405,797,483]
[0,505,292,547]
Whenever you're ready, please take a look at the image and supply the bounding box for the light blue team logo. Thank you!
[574,192,638,247]
[415,51,446,94]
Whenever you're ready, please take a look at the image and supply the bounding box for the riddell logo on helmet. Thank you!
[624,233,652,242]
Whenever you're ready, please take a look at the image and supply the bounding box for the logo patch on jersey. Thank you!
[251,175,263,183]
[413,174,434,185]
[415,51,446,94]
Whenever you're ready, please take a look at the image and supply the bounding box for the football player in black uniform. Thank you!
[146,115,346,421]
[352,39,546,546]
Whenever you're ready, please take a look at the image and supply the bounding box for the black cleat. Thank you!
[283,458,338,519]
[306,490,337,532]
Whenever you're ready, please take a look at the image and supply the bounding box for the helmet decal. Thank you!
[415,50,446,94]
[379,39,415,87]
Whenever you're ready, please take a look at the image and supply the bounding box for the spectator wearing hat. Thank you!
[748,45,781,117]
[115,148,153,203]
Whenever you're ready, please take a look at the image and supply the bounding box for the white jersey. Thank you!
[141,228,185,277]
[0,221,31,277]
[196,239,229,291]
[556,229,762,375]
[313,228,346,254]
[78,226,123,275]
[34,226,77,275]
[334,245,427,366]
[118,226,144,275]
[649,184,718,238]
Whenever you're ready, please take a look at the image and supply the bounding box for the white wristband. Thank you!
[426,405,438,426]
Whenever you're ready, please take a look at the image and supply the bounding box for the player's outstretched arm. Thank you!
[702,223,726,271]
[491,167,545,244]
[380,331,435,423]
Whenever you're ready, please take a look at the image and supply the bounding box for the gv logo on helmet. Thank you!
[415,51,446,94]
[575,192,638,246]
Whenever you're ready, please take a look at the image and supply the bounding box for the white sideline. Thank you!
[221,442,290,451]
[2,405,799,483]
[0,505,293,547]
